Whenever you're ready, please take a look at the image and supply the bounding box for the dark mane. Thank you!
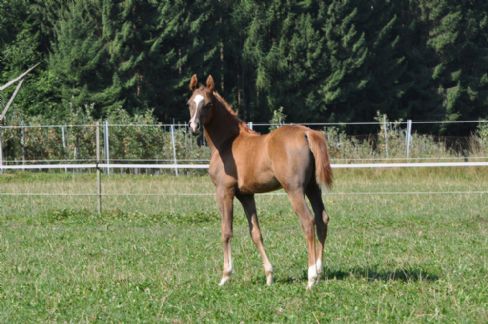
[213,91,259,135]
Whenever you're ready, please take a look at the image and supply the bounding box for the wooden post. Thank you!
[0,64,39,172]
[0,79,24,122]
[0,63,39,91]
[0,63,39,123]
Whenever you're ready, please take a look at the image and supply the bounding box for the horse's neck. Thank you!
[204,98,241,152]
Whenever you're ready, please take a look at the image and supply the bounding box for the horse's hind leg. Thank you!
[286,189,318,289]
[237,193,273,285]
[306,182,329,280]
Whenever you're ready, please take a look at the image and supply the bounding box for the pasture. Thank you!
[1,168,487,322]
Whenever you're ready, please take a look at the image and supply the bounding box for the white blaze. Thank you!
[190,94,204,132]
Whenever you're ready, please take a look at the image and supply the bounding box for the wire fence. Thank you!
[1,120,488,171]
[1,120,487,215]
[1,170,487,217]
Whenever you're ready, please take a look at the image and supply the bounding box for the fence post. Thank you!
[96,122,102,215]
[406,119,412,158]
[0,126,3,174]
[61,126,67,173]
[170,124,179,176]
[20,121,25,170]
[104,120,110,175]
[61,125,66,150]
[383,115,389,158]
[248,121,253,130]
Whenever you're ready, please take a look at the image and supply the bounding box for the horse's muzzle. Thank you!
[189,121,200,135]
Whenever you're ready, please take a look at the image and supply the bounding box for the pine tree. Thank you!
[421,0,488,133]
[241,0,295,121]
[146,0,191,121]
[1,0,487,130]
[320,0,369,122]
[106,0,159,113]
[0,0,56,118]
[48,0,120,116]
[238,1,329,122]
[358,1,408,120]
[151,0,229,121]
[396,1,443,126]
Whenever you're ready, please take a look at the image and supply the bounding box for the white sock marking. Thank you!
[227,257,233,274]
[264,263,273,274]
[308,264,318,281]
[315,259,322,274]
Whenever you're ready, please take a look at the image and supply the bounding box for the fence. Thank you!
[1,120,487,214]
[1,120,487,171]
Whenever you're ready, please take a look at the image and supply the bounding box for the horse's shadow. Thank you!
[324,267,439,282]
[276,266,439,284]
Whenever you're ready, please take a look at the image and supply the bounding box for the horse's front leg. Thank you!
[216,186,235,286]
[236,193,273,286]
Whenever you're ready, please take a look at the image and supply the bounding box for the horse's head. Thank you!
[187,74,215,135]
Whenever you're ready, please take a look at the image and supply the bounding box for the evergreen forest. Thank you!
[1,0,487,135]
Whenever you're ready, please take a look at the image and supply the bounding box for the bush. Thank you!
[0,109,484,169]
[472,122,488,155]
[324,113,470,162]
[0,107,211,173]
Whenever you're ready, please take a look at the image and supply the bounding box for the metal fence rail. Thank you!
[1,120,487,214]
[2,161,488,170]
[1,120,488,170]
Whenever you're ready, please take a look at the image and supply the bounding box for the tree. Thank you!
[421,0,488,134]
[0,0,487,132]
[48,0,120,117]
[106,0,159,114]
[319,0,369,123]
[396,1,443,127]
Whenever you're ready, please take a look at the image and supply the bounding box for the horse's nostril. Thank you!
[189,121,200,134]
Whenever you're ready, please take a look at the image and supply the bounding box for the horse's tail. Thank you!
[306,130,333,189]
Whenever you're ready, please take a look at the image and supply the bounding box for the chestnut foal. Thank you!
[186,74,332,289]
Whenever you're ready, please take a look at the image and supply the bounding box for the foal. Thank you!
[187,74,332,289]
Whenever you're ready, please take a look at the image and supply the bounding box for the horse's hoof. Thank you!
[266,273,273,286]
[306,281,316,290]
[219,276,230,286]
[306,275,319,290]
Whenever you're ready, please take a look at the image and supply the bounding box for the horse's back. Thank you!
[211,124,323,194]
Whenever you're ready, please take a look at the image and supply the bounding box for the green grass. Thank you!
[0,169,487,322]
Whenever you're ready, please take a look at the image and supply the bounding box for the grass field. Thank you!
[1,168,487,322]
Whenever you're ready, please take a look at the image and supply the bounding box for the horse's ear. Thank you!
[206,75,215,92]
[189,74,198,91]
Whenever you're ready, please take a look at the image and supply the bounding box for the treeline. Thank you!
[1,0,487,134]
